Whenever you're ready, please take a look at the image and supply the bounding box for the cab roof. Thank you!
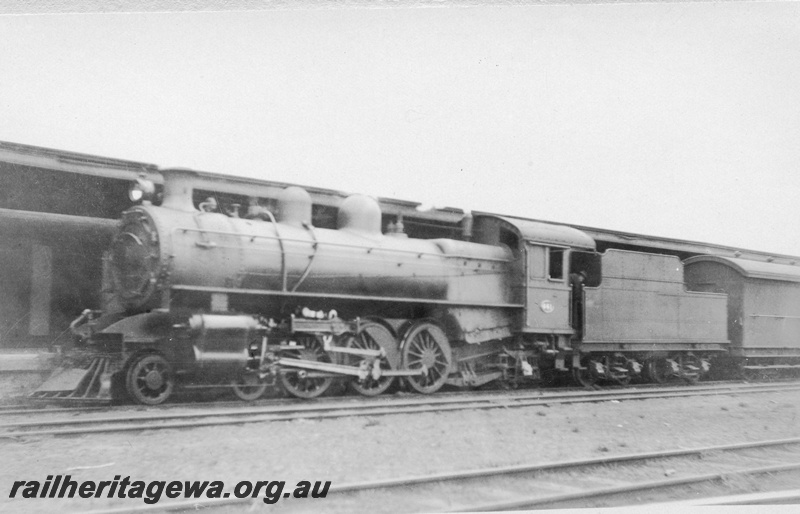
[496,215,596,250]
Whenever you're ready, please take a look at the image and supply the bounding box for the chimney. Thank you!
[160,168,199,212]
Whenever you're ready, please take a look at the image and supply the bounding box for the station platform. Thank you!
[0,350,57,402]
[0,350,57,372]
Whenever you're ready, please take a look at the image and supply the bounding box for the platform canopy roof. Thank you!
[4,140,800,264]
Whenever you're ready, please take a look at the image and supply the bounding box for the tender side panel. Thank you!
[582,250,728,347]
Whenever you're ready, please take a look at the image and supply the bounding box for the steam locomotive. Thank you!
[33,169,800,404]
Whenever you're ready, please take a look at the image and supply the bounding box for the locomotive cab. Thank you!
[471,215,596,341]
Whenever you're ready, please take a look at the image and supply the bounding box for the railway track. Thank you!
[1,378,792,416]
[82,437,800,513]
[650,488,800,506]
[0,404,106,416]
[1,380,798,439]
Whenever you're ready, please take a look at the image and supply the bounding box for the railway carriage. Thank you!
[684,256,800,376]
[30,168,795,404]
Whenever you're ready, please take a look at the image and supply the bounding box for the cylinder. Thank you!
[189,314,261,376]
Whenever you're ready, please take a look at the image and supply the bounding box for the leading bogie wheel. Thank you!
[279,335,334,399]
[126,353,174,405]
[231,373,269,401]
[401,321,452,394]
[346,322,399,397]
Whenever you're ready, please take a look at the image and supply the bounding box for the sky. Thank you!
[1,1,800,255]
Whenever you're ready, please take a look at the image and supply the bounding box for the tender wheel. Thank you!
[645,358,671,384]
[401,321,452,394]
[345,322,399,397]
[679,354,702,384]
[126,353,174,405]
[279,336,334,399]
[231,373,268,401]
[609,354,632,386]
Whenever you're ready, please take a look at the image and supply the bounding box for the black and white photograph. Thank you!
[1,0,800,512]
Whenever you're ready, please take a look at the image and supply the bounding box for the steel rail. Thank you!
[0,405,106,416]
[26,378,800,411]
[2,382,799,439]
[81,437,800,514]
[647,488,800,506]
[0,379,762,416]
[456,462,800,512]
[5,382,800,434]
[5,381,799,429]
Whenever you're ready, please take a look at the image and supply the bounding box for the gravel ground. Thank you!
[1,388,799,513]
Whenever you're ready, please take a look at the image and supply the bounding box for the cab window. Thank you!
[548,248,565,281]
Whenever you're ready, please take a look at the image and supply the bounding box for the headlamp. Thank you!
[129,176,156,203]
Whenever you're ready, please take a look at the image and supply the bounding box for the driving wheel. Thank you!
[279,335,334,399]
[346,322,399,396]
[401,321,452,394]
